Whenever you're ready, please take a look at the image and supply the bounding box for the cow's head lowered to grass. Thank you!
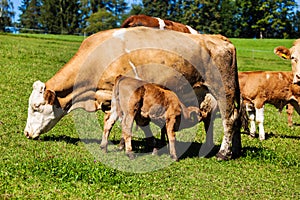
[274,39,300,84]
[24,81,65,139]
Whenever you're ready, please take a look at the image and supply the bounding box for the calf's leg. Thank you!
[255,107,265,140]
[100,112,118,152]
[122,115,135,159]
[286,104,294,127]
[166,117,178,161]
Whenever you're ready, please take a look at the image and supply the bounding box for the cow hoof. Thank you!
[152,148,158,155]
[216,152,229,161]
[126,152,135,160]
[250,133,255,138]
[100,145,108,153]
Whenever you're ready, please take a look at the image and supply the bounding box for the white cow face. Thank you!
[24,81,65,139]
[274,39,300,84]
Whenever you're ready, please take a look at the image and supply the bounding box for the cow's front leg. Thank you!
[122,115,135,160]
[255,107,265,140]
[100,112,118,152]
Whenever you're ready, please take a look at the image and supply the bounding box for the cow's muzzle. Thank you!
[24,130,39,140]
[293,73,300,84]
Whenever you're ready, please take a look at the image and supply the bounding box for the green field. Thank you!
[0,33,299,199]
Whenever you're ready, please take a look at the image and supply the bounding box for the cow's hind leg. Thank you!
[100,112,118,153]
[122,115,135,160]
[217,98,241,160]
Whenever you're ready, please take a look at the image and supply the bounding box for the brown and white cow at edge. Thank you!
[24,27,241,160]
[121,14,198,34]
[101,75,203,161]
[274,39,300,84]
[239,71,300,140]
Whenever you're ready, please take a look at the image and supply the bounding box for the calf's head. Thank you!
[24,81,65,139]
[274,39,300,84]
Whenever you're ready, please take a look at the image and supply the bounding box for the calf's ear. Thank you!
[274,46,291,60]
[44,90,56,105]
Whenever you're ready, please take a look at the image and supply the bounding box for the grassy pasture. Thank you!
[0,33,299,199]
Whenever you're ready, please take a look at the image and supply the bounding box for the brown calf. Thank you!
[100,75,202,161]
[121,14,198,34]
[239,71,300,140]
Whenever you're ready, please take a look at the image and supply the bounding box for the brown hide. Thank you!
[103,75,202,160]
[44,27,241,159]
[239,71,300,111]
[121,14,195,34]
[45,27,237,114]
[114,76,201,130]
[274,39,300,84]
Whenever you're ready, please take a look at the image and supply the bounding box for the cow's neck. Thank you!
[45,60,79,111]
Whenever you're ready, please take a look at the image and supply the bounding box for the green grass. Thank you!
[0,33,299,199]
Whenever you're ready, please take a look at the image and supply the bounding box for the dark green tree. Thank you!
[19,0,42,31]
[40,0,81,34]
[84,8,115,33]
[142,0,169,18]
[0,0,14,31]
[106,0,128,27]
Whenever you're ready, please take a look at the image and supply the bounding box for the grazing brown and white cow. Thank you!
[274,39,300,84]
[101,75,203,161]
[121,14,198,34]
[24,27,241,160]
[239,71,300,140]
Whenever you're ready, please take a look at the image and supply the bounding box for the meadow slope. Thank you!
[0,34,299,199]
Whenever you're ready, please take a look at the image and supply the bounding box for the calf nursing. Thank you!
[100,75,202,161]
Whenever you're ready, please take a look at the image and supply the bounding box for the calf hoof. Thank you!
[118,138,125,151]
[216,152,230,161]
[259,136,265,141]
[126,152,135,160]
[170,155,178,162]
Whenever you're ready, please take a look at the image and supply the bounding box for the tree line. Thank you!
[1,0,300,38]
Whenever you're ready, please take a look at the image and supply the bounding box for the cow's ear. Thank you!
[274,46,291,60]
[44,90,56,105]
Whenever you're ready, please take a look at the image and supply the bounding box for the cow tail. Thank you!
[113,75,124,118]
[240,99,249,133]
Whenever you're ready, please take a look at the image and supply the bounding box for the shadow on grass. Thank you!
[41,135,81,145]
[96,139,220,160]
[40,136,244,160]
[267,132,300,140]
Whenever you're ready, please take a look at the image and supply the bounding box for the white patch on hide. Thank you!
[155,17,166,30]
[113,28,127,40]
[186,25,198,34]
[266,74,270,80]
[129,60,141,80]
[278,73,283,80]
[125,48,131,53]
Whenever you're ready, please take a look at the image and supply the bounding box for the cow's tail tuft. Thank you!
[239,99,249,133]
